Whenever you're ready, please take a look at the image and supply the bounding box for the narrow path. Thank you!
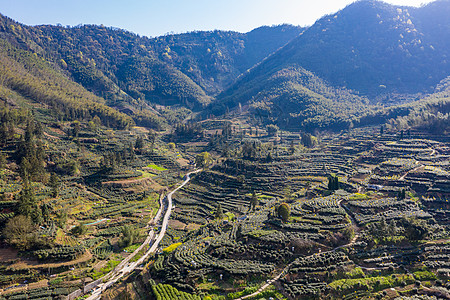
[399,164,424,181]
[238,196,359,300]
[237,234,359,300]
[86,169,201,300]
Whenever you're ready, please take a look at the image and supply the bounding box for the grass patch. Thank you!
[329,274,415,294]
[146,164,167,171]
[91,260,121,280]
[123,244,140,253]
[248,230,278,238]
[163,242,182,253]
[225,212,235,221]
[290,216,322,225]
[344,267,366,279]
[48,277,64,285]
[349,193,369,200]
[413,270,437,281]
[137,169,156,179]
[227,286,258,299]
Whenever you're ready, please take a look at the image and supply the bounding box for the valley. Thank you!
[0,0,449,299]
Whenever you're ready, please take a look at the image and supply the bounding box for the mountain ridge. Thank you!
[0,1,449,133]
[213,0,450,131]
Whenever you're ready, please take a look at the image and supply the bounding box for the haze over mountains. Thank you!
[0,0,449,132]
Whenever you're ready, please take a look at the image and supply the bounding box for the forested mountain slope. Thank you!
[150,25,303,95]
[215,0,450,131]
[0,13,302,111]
[0,38,134,129]
[1,0,449,133]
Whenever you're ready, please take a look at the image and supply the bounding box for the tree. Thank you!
[17,178,42,224]
[277,203,290,222]
[92,115,102,126]
[289,140,295,155]
[70,224,87,236]
[250,191,259,211]
[195,152,211,168]
[402,217,428,241]
[242,142,256,159]
[215,203,224,220]
[0,122,10,145]
[148,130,156,152]
[49,173,59,197]
[266,124,278,137]
[3,215,35,250]
[388,219,397,236]
[72,121,81,138]
[301,133,317,148]
[56,209,68,228]
[135,136,144,150]
[0,153,6,169]
[41,203,51,223]
[327,175,339,191]
[119,226,141,248]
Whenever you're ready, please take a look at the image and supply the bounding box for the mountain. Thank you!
[215,0,450,130]
[0,14,302,113]
[0,37,135,129]
[149,25,304,96]
[216,65,371,131]
[1,1,449,133]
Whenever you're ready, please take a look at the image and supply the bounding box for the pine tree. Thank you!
[0,153,6,169]
[327,175,339,191]
[135,136,144,150]
[148,130,156,152]
[214,203,224,220]
[289,140,295,155]
[250,191,259,211]
[17,178,42,224]
[49,173,59,197]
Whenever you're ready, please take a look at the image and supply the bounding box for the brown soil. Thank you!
[9,250,92,270]
[48,127,66,136]
[102,177,163,193]
[0,285,27,296]
[92,260,107,271]
[168,220,186,230]
[28,279,49,289]
[186,223,201,231]
[176,156,190,167]
[43,131,61,140]
[0,248,18,262]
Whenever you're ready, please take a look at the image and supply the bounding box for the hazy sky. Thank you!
[0,0,436,37]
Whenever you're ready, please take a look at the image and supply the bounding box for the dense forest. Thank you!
[1,1,450,133]
[214,0,450,132]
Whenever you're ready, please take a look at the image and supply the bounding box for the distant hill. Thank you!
[0,14,302,112]
[215,0,450,130]
[150,25,303,95]
[1,1,449,132]
[216,65,371,131]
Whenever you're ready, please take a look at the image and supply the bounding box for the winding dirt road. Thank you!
[86,169,201,300]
